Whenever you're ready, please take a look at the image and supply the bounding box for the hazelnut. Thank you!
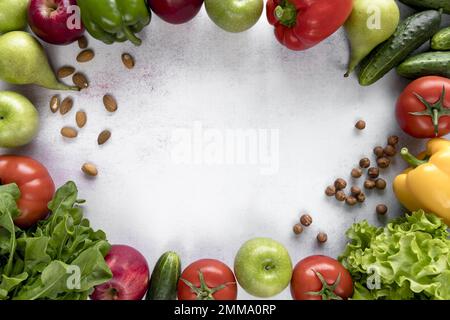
[346,196,357,206]
[376,204,388,215]
[334,178,347,190]
[335,190,346,202]
[355,120,366,130]
[325,185,336,196]
[375,178,387,190]
[368,167,380,179]
[293,224,304,235]
[387,135,399,146]
[373,146,384,157]
[351,168,363,178]
[377,157,391,168]
[359,158,370,168]
[317,232,328,243]
[300,214,313,227]
[364,180,376,190]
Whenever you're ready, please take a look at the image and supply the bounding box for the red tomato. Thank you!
[178,259,237,300]
[396,76,450,138]
[291,255,353,300]
[0,155,55,228]
[147,0,204,24]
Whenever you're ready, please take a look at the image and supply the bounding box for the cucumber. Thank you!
[397,51,450,78]
[358,10,441,86]
[432,27,450,50]
[399,0,450,14]
[146,251,181,300]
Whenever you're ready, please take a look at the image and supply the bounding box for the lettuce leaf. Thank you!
[339,210,450,300]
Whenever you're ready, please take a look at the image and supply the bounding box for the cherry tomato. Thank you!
[178,259,237,300]
[396,76,450,138]
[148,0,204,24]
[291,255,353,300]
[0,155,55,228]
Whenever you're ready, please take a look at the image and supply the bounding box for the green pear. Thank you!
[0,31,78,91]
[0,0,29,34]
[344,0,400,77]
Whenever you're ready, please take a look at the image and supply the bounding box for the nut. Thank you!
[97,130,111,145]
[325,185,336,196]
[72,73,89,90]
[376,204,388,215]
[346,196,357,206]
[368,167,379,179]
[57,66,75,78]
[300,214,312,227]
[317,232,328,243]
[359,158,370,168]
[355,120,366,130]
[375,178,387,190]
[76,111,87,128]
[384,145,396,157]
[122,53,135,69]
[61,127,77,138]
[60,97,73,115]
[377,157,390,168]
[103,94,118,112]
[351,168,362,178]
[334,178,347,190]
[350,186,361,196]
[78,36,88,49]
[49,95,60,113]
[82,163,98,177]
[364,179,376,190]
[373,146,384,157]
[387,135,399,146]
[293,224,304,235]
[77,49,95,63]
[335,190,346,201]
[356,192,366,203]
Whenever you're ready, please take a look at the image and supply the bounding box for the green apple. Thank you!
[0,91,39,148]
[234,238,293,298]
[205,0,263,33]
[0,0,29,34]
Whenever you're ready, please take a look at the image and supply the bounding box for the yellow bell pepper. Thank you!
[393,138,450,226]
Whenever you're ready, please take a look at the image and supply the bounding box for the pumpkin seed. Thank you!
[76,111,87,128]
[50,95,60,113]
[60,97,73,115]
[78,36,88,49]
[121,53,135,69]
[73,73,89,90]
[103,95,117,112]
[61,127,78,138]
[77,49,94,63]
[57,66,75,78]
[97,130,111,145]
[82,163,98,177]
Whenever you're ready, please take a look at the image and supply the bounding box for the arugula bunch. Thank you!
[0,181,112,300]
[339,210,450,300]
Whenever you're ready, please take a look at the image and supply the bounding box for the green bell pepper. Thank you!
[77,0,151,46]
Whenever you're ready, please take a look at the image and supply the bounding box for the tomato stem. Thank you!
[305,271,343,300]
[180,271,234,300]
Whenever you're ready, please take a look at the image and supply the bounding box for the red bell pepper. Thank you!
[266,0,353,51]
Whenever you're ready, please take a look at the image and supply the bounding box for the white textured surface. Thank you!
[1,4,448,299]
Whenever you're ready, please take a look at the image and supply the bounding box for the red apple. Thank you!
[148,0,204,24]
[91,245,150,300]
[28,0,84,45]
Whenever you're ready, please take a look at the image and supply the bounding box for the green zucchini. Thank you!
[397,51,450,78]
[146,251,181,300]
[432,27,450,50]
[398,0,450,14]
[358,10,441,86]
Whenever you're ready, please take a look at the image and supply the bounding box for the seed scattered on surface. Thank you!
[122,53,135,69]
[300,214,313,227]
[57,66,75,78]
[61,126,77,138]
[368,167,380,179]
[373,146,384,157]
[346,196,357,206]
[60,97,73,115]
[387,135,399,146]
[384,145,396,157]
[359,158,370,168]
[97,130,111,145]
[355,120,366,130]
[82,163,98,177]
[334,178,347,190]
[317,232,328,243]
[49,95,60,113]
[377,157,390,168]
[293,223,304,235]
[335,190,346,201]
[325,185,336,196]
[376,204,388,215]
[76,49,95,63]
[73,73,89,90]
[103,94,118,112]
[357,192,366,203]
[351,168,362,178]
[78,36,88,49]
[375,178,387,190]
[351,186,361,196]
[76,111,87,128]
[364,179,376,190]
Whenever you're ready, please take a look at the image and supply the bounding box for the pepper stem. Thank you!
[123,26,142,46]
[400,148,428,168]
[274,2,297,28]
